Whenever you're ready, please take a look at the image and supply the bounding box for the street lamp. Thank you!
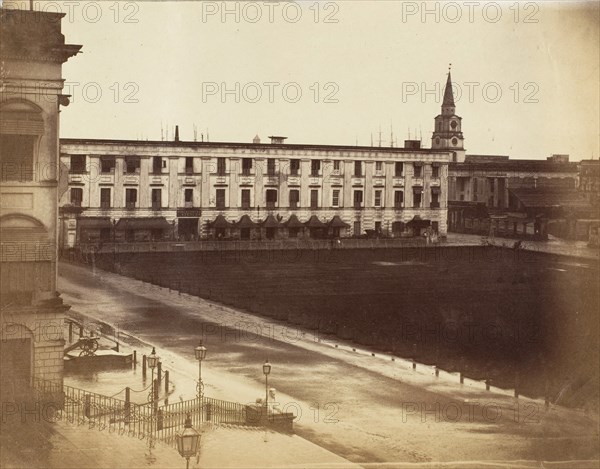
[194,341,207,399]
[262,360,271,409]
[176,414,201,469]
[147,347,160,461]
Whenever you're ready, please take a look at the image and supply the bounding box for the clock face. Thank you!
[451,121,457,129]
[452,138,458,146]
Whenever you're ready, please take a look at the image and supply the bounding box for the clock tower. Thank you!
[432,67,465,162]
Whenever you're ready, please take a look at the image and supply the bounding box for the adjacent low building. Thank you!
[447,154,596,240]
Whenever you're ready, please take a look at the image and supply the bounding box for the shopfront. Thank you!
[177,208,201,240]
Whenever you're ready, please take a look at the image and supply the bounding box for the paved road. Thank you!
[58,261,599,466]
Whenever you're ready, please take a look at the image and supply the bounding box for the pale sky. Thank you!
[11,0,600,160]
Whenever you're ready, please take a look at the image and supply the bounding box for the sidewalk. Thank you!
[1,417,357,469]
[1,333,358,469]
[444,232,600,259]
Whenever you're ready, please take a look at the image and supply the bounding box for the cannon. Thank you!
[64,336,100,357]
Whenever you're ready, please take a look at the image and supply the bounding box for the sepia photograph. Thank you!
[0,1,599,468]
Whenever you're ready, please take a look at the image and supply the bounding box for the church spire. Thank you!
[431,64,465,163]
[442,64,455,107]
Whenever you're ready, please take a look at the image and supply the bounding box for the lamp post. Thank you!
[147,347,160,461]
[194,341,207,399]
[262,360,271,410]
[176,414,201,469]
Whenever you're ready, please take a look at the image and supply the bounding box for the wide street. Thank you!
[58,261,599,466]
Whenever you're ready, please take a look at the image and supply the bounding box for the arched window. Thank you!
[0,100,44,182]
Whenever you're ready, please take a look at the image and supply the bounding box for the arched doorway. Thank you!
[0,324,34,404]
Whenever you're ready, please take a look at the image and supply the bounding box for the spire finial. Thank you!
[448,63,452,73]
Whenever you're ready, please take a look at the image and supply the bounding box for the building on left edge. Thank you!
[0,6,81,406]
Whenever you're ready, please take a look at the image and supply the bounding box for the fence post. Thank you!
[68,322,73,343]
[125,387,131,424]
[157,409,164,431]
[157,361,162,383]
[133,350,137,365]
[434,366,439,377]
[206,402,212,422]
[142,355,147,379]
[84,394,91,418]
[165,371,169,393]
[486,379,491,391]
[79,325,84,338]
[153,380,159,412]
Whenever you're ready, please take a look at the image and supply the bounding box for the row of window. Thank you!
[70,187,441,210]
[69,155,439,178]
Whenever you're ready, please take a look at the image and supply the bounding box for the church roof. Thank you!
[443,72,455,107]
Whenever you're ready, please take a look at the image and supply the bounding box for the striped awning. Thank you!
[304,215,327,228]
[329,216,350,228]
[235,215,258,229]
[407,215,431,226]
[262,214,282,228]
[284,215,304,229]
[208,214,233,229]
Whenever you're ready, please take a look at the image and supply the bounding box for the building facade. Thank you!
[447,154,590,239]
[59,137,451,246]
[579,159,600,206]
[55,67,598,246]
[58,71,475,247]
[0,7,81,401]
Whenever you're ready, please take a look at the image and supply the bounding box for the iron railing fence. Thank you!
[32,378,257,449]
[155,396,256,449]
[71,236,434,256]
[32,377,154,438]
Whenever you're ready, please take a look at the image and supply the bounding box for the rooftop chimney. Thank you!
[174,125,180,142]
[547,154,569,163]
[404,139,421,150]
[268,136,287,144]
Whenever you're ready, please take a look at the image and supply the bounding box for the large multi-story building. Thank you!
[59,135,451,245]
[59,72,482,247]
[0,7,81,401]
